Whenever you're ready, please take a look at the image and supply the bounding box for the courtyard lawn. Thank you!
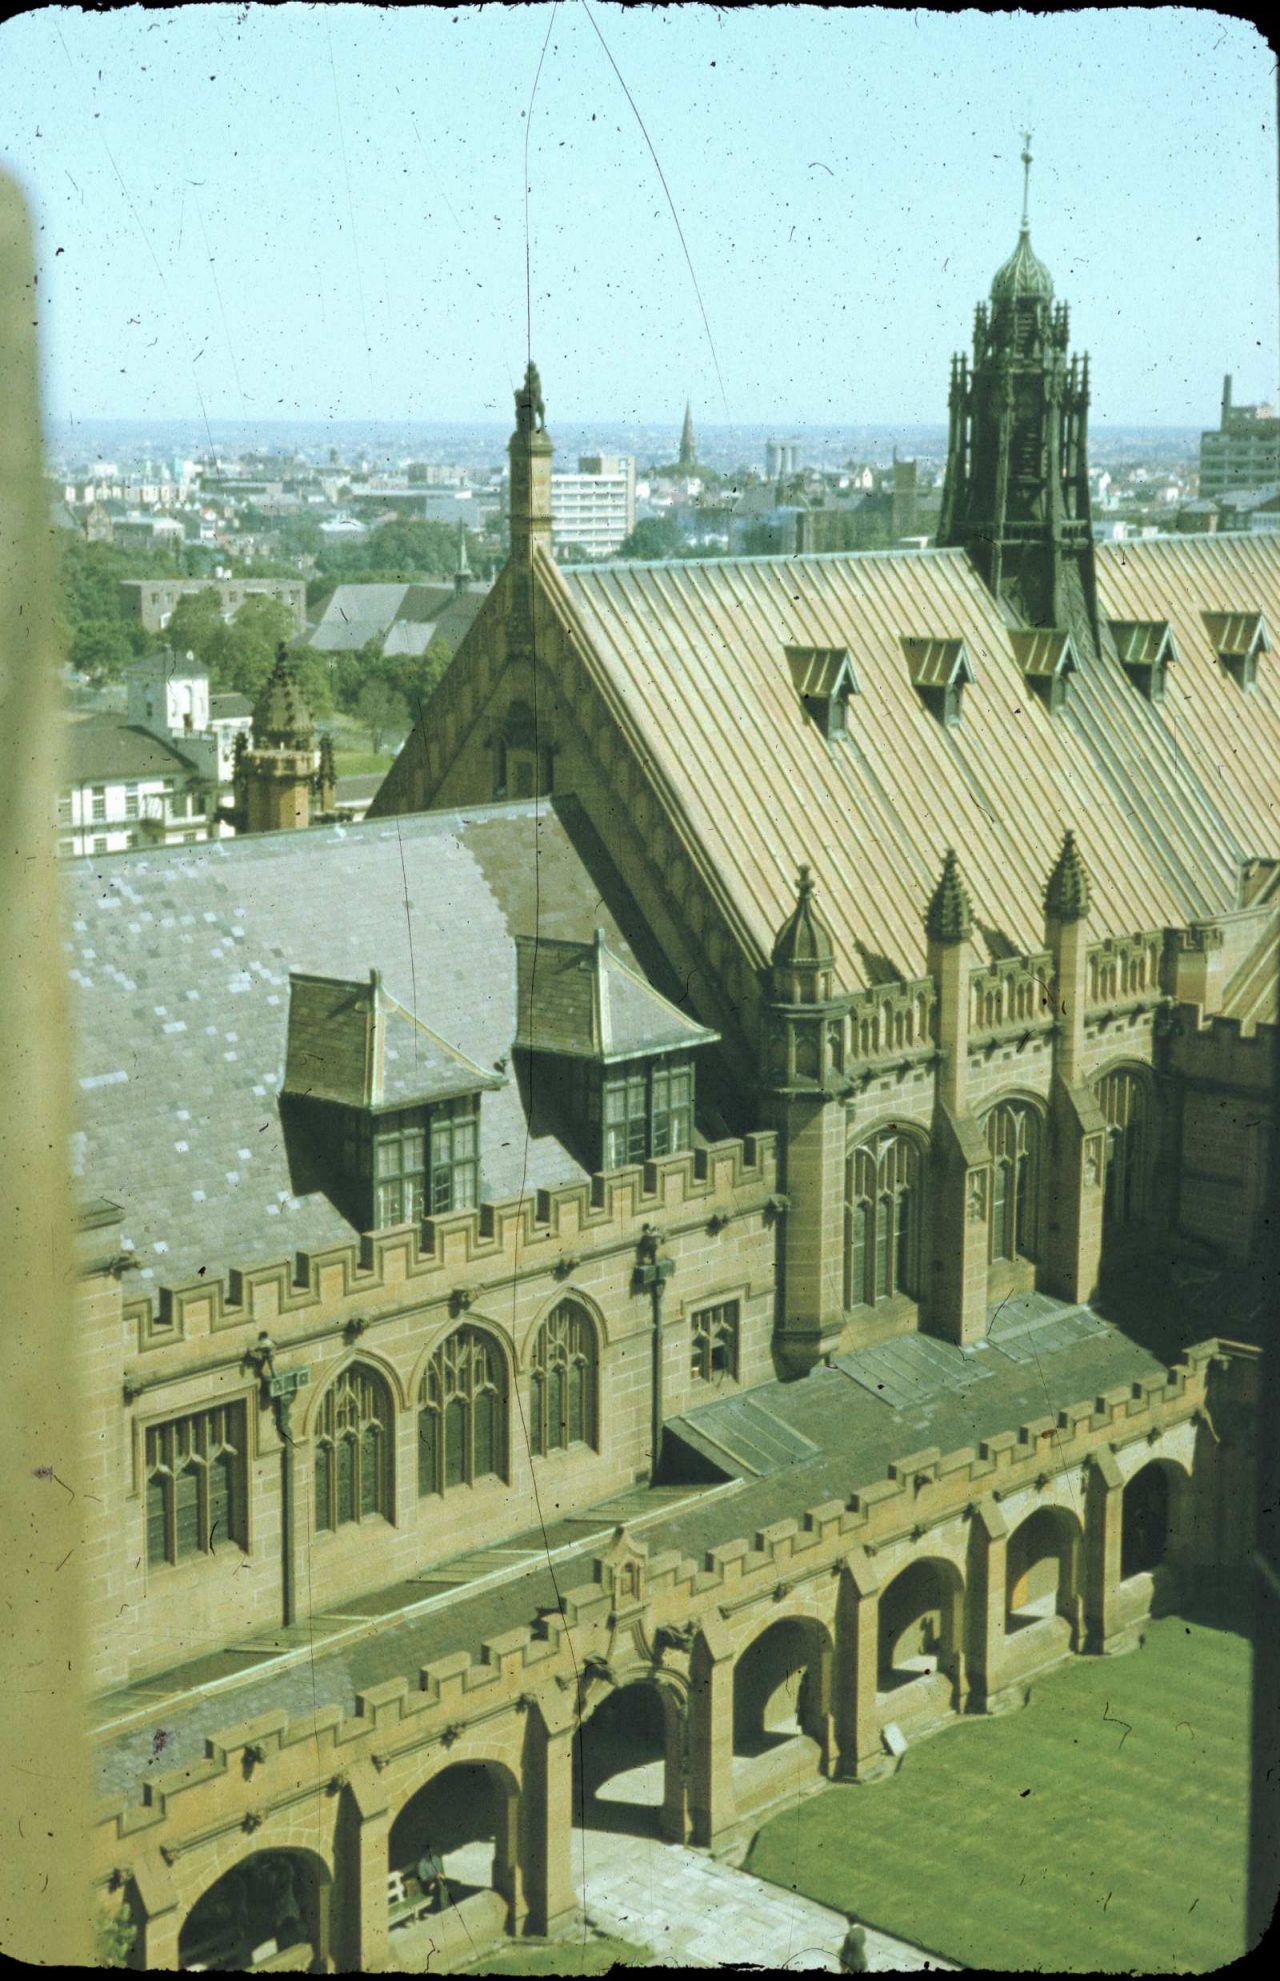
[332,749,393,778]
[464,1933,654,1974]
[747,1613,1251,1974]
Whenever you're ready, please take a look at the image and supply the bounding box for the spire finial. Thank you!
[1020,129,1033,233]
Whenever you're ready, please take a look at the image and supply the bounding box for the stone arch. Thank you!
[177,1847,332,1973]
[980,1091,1048,1264]
[732,1613,832,1756]
[877,1556,965,1700]
[307,1361,397,1534]
[414,1320,512,1497]
[1121,1457,1189,1584]
[296,1346,407,1442]
[524,1296,601,1458]
[1005,1503,1082,1632]
[406,1312,514,1406]
[386,1756,521,1932]
[572,1676,686,1842]
[518,1282,612,1369]
[1093,1060,1158,1233]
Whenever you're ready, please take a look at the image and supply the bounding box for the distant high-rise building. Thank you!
[548,454,636,558]
[1199,374,1280,499]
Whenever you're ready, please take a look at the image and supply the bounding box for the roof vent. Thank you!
[785,645,860,741]
[901,637,974,725]
[1203,611,1268,691]
[1108,620,1178,702]
[1010,629,1078,713]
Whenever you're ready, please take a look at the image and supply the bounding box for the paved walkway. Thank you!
[574,1824,956,1972]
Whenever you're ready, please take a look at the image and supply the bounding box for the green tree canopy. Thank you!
[616,515,685,561]
[69,617,136,685]
[356,677,409,754]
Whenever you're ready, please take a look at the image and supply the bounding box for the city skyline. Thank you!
[1,4,1275,430]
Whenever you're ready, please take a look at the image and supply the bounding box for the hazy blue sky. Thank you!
[1,4,1274,428]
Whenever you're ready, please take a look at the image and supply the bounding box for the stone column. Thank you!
[1043,832,1106,1303]
[966,1501,1012,1713]
[925,852,989,1346]
[130,1853,182,1972]
[338,1763,391,1974]
[1083,1447,1128,1654]
[774,1092,848,1372]
[522,1695,577,1937]
[834,1557,885,1779]
[688,1619,737,1850]
[660,1688,691,1844]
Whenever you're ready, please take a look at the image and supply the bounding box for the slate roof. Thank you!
[66,798,660,1287]
[310,582,489,659]
[514,930,719,1064]
[283,970,503,1110]
[210,692,254,721]
[64,716,200,787]
[541,534,1280,987]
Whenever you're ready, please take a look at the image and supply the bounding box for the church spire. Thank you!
[938,139,1098,658]
[507,360,554,565]
[678,401,696,472]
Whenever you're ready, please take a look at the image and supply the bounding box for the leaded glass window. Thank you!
[429,1096,479,1213]
[1096,1067,1151,1228]
[529,1302,597,1456]
[603,1071,647,1168]
[314,1365,391,1533]
[145,1403,247,1567]
[691,1300,740,1383]
[373,1110,425,1228]
[418,1326,507,1495]
[984,1101,1041,1262]
[602,1058,695,1170]
[844,1133,922,1309]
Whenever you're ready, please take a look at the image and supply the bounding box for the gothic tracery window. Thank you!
[984,1100,1041,1262]
[844,1131,922,1309]
[529,1302,597,1456]
[314,1365,392,1533]
[418,1326,508,1494]
[1095,1066,1152,1228]
[146,1403,247,1567]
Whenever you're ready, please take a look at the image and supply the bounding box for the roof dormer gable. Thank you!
[1108,619,1179,702]
[1203,610,1269,690]
[1010,628,1079,713]
[785,644,860,740]
[901,636,974,725]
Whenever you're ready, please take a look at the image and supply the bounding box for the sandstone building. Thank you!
[77,175,1276,1972]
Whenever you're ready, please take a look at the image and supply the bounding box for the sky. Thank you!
[0,3,1275,430]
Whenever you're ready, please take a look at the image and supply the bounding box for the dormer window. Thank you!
[1011,629,1078,714]
[515,929,718,1174]
[786,644,860,741]
[902,637,974,726]
[282,970,502,1232]
[1109,620,1179,703]
[1203,611,1269,691]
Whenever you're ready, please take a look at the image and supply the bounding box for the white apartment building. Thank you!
[549,454,637,557]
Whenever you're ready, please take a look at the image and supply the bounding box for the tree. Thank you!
[616,515,684,561]
[94,1899,137,1967]
[165,587,225,666]
[69,617,135,685]
[356,677,408,754]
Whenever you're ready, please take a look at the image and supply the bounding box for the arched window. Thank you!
[419,1327,507,1495]
[529,1302,597,1456]
[984,1101,1041,1262]
[844,1131,922,1309]
[1095,1067,1152,1228]
[314,1366,391,1533]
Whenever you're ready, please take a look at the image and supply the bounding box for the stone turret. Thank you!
[240,646,319,834]
[1041,828,1106,1304]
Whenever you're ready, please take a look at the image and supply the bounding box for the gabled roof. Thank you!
[901,636,974,690]
[64,716,200,787]
[283,969,504,1112]
[785,644,859,701]
[1108,620,1179,669]
[1010,628,1078,679]
[515,929,718,1064]
[1203,610,1270,661]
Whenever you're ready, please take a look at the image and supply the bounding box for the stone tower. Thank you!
[239,645,319,834]
[938,136,1099,656]
[507,361,553,653]
[678,400,696,472]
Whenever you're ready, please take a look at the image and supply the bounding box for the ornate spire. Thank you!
[924,849,974,945]
[991,129,1053,302]
[454,520,472,595]
[1021,128,1032,232]
[771,864,835,970]
[252,644,314,749]
[1044,829,1091,923]
[678,401,696,472]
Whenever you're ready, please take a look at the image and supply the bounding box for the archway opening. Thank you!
[572,1682,669,1838]
[1122,1462,1172,1580]
[733,1618,826,1759]
[1005,1506,1080,1632]
[877,1559,963,1695]
[178,1850,328,1973]
[387,1761,515,1935]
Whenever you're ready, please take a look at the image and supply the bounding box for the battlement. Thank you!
[114,1133,776,1349]
[1169,1003,1280,1085]
[93,1332,1222,1844]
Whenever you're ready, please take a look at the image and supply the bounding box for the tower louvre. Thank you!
[938,136,1099,658]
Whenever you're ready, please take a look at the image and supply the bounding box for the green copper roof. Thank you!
[771,865,836,970]
[991,225,1054,304]
[924,849,974,944]
[253,644,314,747]
[1044,830,1091,923]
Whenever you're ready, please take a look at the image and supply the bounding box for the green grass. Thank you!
[464,1934,655,1974]
[332,749,393,778]
[747,1614,1251,1974]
